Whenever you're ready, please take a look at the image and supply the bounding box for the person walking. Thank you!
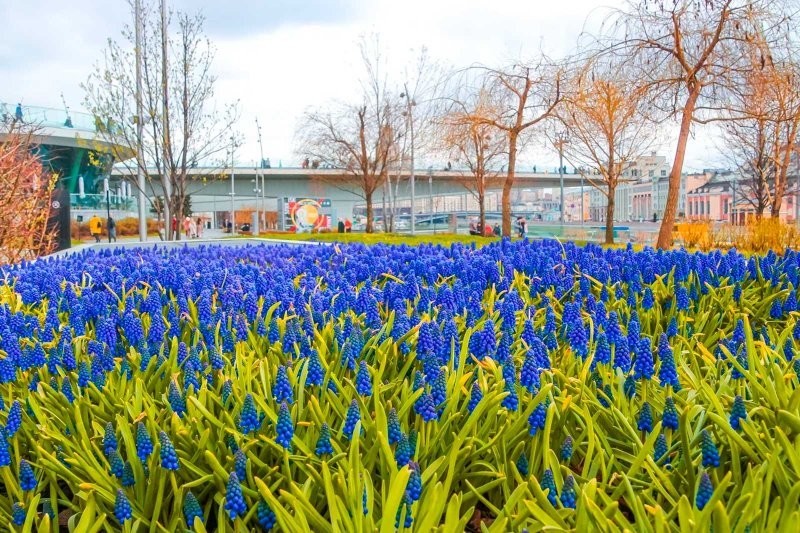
[183,217,192,238]
[196,217,203,238]
[344,218,352,233]
[107,216,117,242]
[337,218,345,233]
[88,214,103,243]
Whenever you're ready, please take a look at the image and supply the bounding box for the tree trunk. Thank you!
[605,186,616,245]
[502,132,518,237]
[365,189,373,233]
[479,191,486,236]
[656,88,700,249]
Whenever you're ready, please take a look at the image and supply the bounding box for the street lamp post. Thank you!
[401,85,416,235]
[555,133,568,224]
[134,0,147,242]
[256,118,267,231]
[229,136,236,234]
[428,166,434,234]
[580,172,585,226]
[103,178,111,243]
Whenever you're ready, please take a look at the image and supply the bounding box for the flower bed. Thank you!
[0,240,798,531]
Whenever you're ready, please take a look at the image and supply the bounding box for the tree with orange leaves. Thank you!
[552,59,658,244]
[0,126,56,263]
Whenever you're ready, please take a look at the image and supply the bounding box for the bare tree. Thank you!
[721,22,800,219]
[552,59,658,244]
[609,0,778,248]
[83,0,239,240]
[439,84,506,233]
[298,38,401,233]
[470,60,562,236]
[0,125,56,263]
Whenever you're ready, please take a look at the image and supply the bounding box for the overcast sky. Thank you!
[1,0,723,172]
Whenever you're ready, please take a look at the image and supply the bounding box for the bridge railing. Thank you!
[1,103,101,133]
[69,193,138,212]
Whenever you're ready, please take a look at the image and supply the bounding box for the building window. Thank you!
[706,200,710,216]
[688,201,692,215]
[723,199,728,214]
[649,170,654,177]
[661,170,667,176]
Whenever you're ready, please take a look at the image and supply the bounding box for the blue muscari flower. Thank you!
[363,485,368,516]
[0,427,10,467]
[560,475,577,509]
[0,356,15,384]
[516,453,530,476]
[633,337,654,380]
[696,472,714,510]
[7,400,22,437]
[417,392,438,422]
[657,335,680,390]
[676,286,690,311]
[257,500,277,531]
[306,349,324,387]
[623,374,637,399]
[122,461,135,487]
[355,361,373,397]
[234,449,247,480]
[168,381,186,418]
[224,434,239,453]
[430,370,447,406]
[467,381,482,413]
[19,459,37,491]
[560,436,574,462]
[594,333,611,369]
[114,489,133,523]
[654,433,669,463]
[667,317,678,339]
[11,502,25,526]
[108,450,124,477]
[103,422,117,456]
[599,384,613,408]
[540,468,558,507]
[528,402,547,437]
[274,365,293,404]
[395,433,411,467]
[732,319,745,346]
[701,429,720,468]
[315,423,334,456]
[77,361,90,388]
[343,399,362,438]
[388,408,402,444]
[733,282,742,303]
[224,471,247,519]
[222,380,233,405]
[520,351,541,391]
[405,462,423,503]
[730,395,747,430]
[209,346,225,370]
[642,287,655,310]
[614,337,631,373]
[770,298,783,319]
[662,397,679,431]
[28,374,40,392]
[637,402,653,433]
[238,393,262,434]
[395,502,414,529]
[276,402,293,449]
[784,339,795,361]
[159,431,180,470]
[136,423,153,462]
[184,491,204,526]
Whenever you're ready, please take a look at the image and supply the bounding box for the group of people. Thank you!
[172,216,204,238]
[88,214,116,243]
[337,218,353,233]
[468,216,528,237]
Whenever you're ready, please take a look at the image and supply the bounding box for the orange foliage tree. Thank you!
[0,128,56,263]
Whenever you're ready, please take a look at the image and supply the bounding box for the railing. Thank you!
[1,102,100,133]
[70,193,138,212]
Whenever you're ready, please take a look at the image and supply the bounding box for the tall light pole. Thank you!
[401,84,416,235]
[135,0,147,242]
[229,136,236,234]
[160,0,171,239]
[555,133,569,223]
[428,166,434,234]
[104,178,111,243]
[256,118,267,230]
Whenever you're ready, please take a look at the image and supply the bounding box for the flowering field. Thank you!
[0,240,798,531]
